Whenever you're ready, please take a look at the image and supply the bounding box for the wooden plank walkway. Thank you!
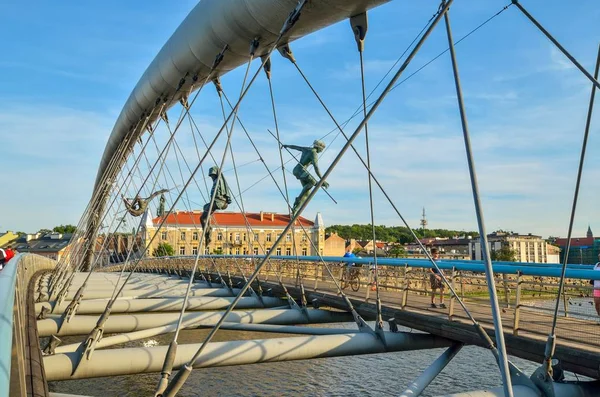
[261,275,600,380]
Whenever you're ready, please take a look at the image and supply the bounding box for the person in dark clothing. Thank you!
[429,248,446,309]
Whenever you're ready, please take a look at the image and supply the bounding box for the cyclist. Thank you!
[343,248,356,279]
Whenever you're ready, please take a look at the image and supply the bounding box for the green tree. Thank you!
[213,247,223,255]
[491,246,517,262]
[37,228,52,236]
[153,242,175,257]
[53,224,77,234]
[388,246,406,258]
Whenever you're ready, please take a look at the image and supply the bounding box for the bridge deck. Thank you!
[263,275,600,380]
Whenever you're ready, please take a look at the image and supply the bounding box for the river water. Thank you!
[47,321,561,397]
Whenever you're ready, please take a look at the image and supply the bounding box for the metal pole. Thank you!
[399,343,463,397]
[443,11,513,396]
[44,332,453,381]
[512,1,600,91]
[544,43,600,376]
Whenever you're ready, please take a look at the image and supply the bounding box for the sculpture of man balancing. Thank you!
[200,165,232,247]
[282,139,329,215]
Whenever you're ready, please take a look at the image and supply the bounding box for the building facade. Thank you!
[469,231,559,263]
[12,232,74,261]
[324,232,345,256]
[143,210,325,257]
[0,231,19,247]
[553,226,599,265]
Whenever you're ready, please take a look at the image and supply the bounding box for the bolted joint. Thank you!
[162,364,193,397]
[280,0,308,36]
[37,306,51,320]
[249,37,260,57]
[176,77,186,91]
[261,55,272,80]
[278,44,296,63]
[212,77,223,96]
[42,335,62,356]
[350,12,368,52]
[212,44,229,70]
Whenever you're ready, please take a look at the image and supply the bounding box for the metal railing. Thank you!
[0,253,56,397]
[112,255,600,349]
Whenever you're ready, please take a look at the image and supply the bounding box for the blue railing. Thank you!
[147,254,600,280]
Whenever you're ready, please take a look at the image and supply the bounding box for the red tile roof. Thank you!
[554,236,595,248]
[153,211,314,228]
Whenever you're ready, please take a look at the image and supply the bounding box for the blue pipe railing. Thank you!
[145,254,600,280]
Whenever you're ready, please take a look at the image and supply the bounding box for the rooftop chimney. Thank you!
[260,211,264,222]
[270,213,274,222]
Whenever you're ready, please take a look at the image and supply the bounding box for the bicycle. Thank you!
[340,264,361,292]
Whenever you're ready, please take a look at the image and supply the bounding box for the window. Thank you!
[192,246,198,255]
[192,232,199,241]
[253,247,259,255]
[266,233,272,242]
[301,234,307,242]
[254,233,259,241]
[276,247,281,255]
[235,248,240,255]
[180,231,186,241]
[302,248,307,256]
[235,233,241,242]
[161,231,167,240]
[179,246,186,255]
[285,234,291,242]
[229,233,233,241]
[266,246,271,253]
[276,233,281,240]
[286,247,291,256]
[217,233,223,241]
[243,248,247,255]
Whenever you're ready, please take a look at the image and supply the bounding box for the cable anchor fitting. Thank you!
[278,44,296,63]
[211,44,229,71]
[350,12,368,52]
[280,0,308,36]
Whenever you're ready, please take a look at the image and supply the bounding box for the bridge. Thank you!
[3,0,600,396]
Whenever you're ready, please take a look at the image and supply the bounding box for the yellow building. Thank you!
[0,231,19,247]
[324,232,345,256]
[143,210,325,257]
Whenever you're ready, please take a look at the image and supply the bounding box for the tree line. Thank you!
[325,224,479,244]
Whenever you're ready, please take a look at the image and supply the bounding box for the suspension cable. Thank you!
[545,44,600,374]
[352,12,385,332]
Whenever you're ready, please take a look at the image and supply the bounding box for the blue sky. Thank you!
[0,0,599,238]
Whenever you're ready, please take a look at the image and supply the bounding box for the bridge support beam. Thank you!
[44,332,452,381]
[37,294,265,315]
[38,309,353,337]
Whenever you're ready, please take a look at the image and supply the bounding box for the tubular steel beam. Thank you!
[55,322,360,354]
[38,295,268,315]
[48,285,231,302]
[444,10,513,396]
[399,343,464,397]
[44,332,452,381]
[38,309,353,337]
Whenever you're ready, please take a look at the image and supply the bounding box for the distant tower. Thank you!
[587,225,593,238]
[420,207,428,230]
